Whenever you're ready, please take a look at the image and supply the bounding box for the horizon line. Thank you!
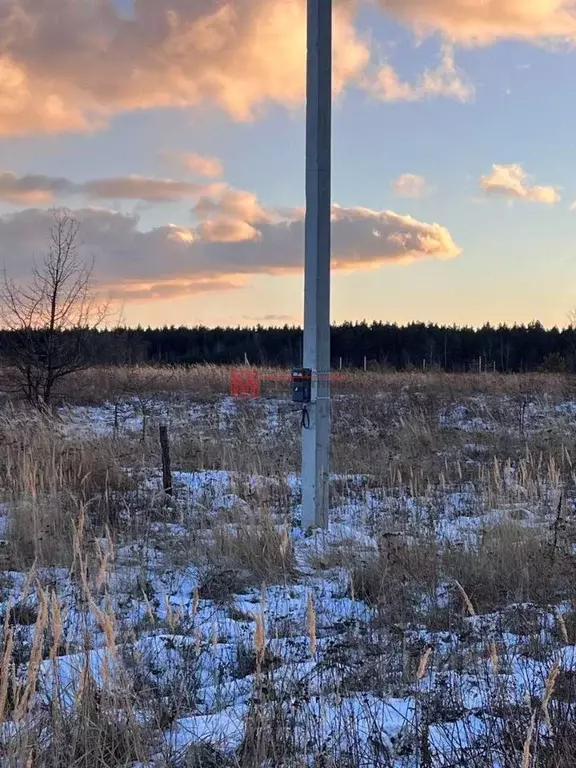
[98,319,574,333]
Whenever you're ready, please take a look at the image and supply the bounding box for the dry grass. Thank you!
[444,522,576,614]
[197,513,296,602]
[0,366,574,764]
[0,409,135,567]
[61,364,267,404]
[43,363,576,406]
[0,568,155,766]
[351,536,440,625]
[350,520,576,626]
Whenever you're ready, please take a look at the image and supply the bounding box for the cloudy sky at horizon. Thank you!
[0,0,575,328]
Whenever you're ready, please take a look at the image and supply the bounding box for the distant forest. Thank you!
[5,321,575,373]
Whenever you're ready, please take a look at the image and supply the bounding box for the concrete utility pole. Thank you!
[301,0,332,530]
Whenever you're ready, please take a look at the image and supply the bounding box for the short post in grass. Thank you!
[159,424,173,497]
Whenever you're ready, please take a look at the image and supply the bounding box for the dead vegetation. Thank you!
[197,515,297,603]
[0,367,573,764]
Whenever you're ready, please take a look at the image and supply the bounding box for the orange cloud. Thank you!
[0,0,369,136]
[0,172,73,204]
[196,218,261,243]
[0,0,571,138]
[329,205,460,268]
[379,0,576,45]
[392,174,428,198]
[183,154,223,178]
[106,277,245,302]
[243,313,295,324]
[160,151,224,178]
[0,171,221,203]
[370,45,474,103]
[0,202,460,300]
[82,176,222,202]
[480,164,560,204]
[194,187,277,225]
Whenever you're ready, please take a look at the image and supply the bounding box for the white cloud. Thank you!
[480,164,560,204]
[391,174,428,198]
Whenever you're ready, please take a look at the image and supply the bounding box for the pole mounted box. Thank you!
[300,0,332,530]
[292,367,312,403]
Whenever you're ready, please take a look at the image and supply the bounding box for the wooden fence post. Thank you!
[159,424,173,497]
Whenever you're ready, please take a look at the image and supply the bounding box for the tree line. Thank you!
[0,209,573,408]
[3,320,575,374]
[70,321,576,373]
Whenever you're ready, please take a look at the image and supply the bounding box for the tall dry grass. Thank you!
[38,362,576,405]
[0,580,153,766]
[0,408,134,567]
[0,368,573,764]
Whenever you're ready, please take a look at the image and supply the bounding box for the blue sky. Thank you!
[0,0,574,328]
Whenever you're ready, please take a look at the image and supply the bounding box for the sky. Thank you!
[0,0,575,329]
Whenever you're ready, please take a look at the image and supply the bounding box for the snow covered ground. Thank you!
[0,385,575,765]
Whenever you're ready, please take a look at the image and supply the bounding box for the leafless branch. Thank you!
[0,209,110,406]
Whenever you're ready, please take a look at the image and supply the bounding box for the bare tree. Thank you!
[0,209,108,407]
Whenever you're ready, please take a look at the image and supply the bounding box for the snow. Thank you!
[0,389,574,764]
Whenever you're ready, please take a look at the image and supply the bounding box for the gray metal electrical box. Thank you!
[292,367,312,403]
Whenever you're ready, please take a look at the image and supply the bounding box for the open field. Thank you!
[0,368,576,765]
